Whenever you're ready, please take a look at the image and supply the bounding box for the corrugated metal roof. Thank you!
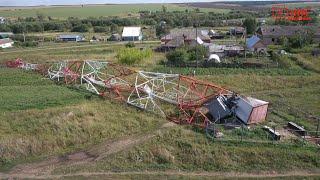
[244,97,268,107]
[246,35,261,49]
[235,96,268,124]
[0,32,13,35]
[58,34,83,39]
[164,36,184,47]
[122,27,141,37]
[161,28,211,41]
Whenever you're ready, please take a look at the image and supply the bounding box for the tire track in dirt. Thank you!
[5,122,176,177]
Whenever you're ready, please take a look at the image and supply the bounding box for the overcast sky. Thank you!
[0,0,280,7]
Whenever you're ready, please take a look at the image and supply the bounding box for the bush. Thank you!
[15,41,38,47]
[166,48,189,65]
[125,42,135,48]
[117,47,153,65]
[271,53,291,68]
[187,45,207,62]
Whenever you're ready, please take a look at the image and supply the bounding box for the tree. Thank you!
[187,45,207,62]
[156,24,170,37]
[36,12,46,21]
[110,23,119,33]
[166,48,189,65]
[162,5,167,13]
[71,24,89,32]
[243,18,257,35]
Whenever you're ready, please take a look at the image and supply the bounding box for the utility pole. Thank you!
[196,25,198,68]
[244,27,247,60]
[317,118,320,137]
[23,32,26,43]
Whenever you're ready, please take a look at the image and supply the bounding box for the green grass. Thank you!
[0,42,319,175]
[0,68,89,111]
[0,4,229,18]
[0,67,165,171]
[0,42,160,63]
[52,126,319,174]
[266,2,320,8]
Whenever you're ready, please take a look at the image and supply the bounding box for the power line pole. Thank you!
[244,27,247,60]
[317,118,320,137]
[196,25,198,68]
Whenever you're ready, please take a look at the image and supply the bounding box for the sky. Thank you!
[0,0,279,7]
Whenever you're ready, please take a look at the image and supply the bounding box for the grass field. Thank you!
[0,42,319,176]
[267,2,320,8]
[0,4,229,18]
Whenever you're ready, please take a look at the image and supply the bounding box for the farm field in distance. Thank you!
[0,1,319,179]
[0,4,229,18]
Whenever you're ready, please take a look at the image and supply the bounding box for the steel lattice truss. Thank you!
[4,58,234,127]
[81,61,135,100]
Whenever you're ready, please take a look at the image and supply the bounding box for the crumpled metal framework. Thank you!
[4,58,234,127]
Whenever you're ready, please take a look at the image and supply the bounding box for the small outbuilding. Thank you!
[109,33,122,41]
[0,32,13,39]
[208,54,221,63]
[122,27,142,41]
[57,34,85,42]
[235,97,269,124]
[228,27,245,36]
[246,35,267,53]
[0,17,6,24]
[0,38,14,48]
[208,30,224,39]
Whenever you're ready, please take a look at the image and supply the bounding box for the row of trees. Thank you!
[0,9,260,34]
[279,33,314,50]
[0,20,121,34]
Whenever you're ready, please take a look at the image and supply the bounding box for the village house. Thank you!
[228,27,245,36]
[109,33,122,41]
[159,28,211,51]
[222,19,243,26]
[208,30,224,39]
[208,44,244,57]
[256,25,320,45]
[0,38,14,49]
[246,35,267,53]
[122,27,143,41]
[0,32,14,49]
[57,34,85,42]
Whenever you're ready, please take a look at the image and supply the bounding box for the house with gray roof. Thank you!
[246,35,266,53]
[257,25,320,45]
[161,28,211,45]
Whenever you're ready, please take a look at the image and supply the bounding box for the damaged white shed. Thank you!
[235,97,269,124]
